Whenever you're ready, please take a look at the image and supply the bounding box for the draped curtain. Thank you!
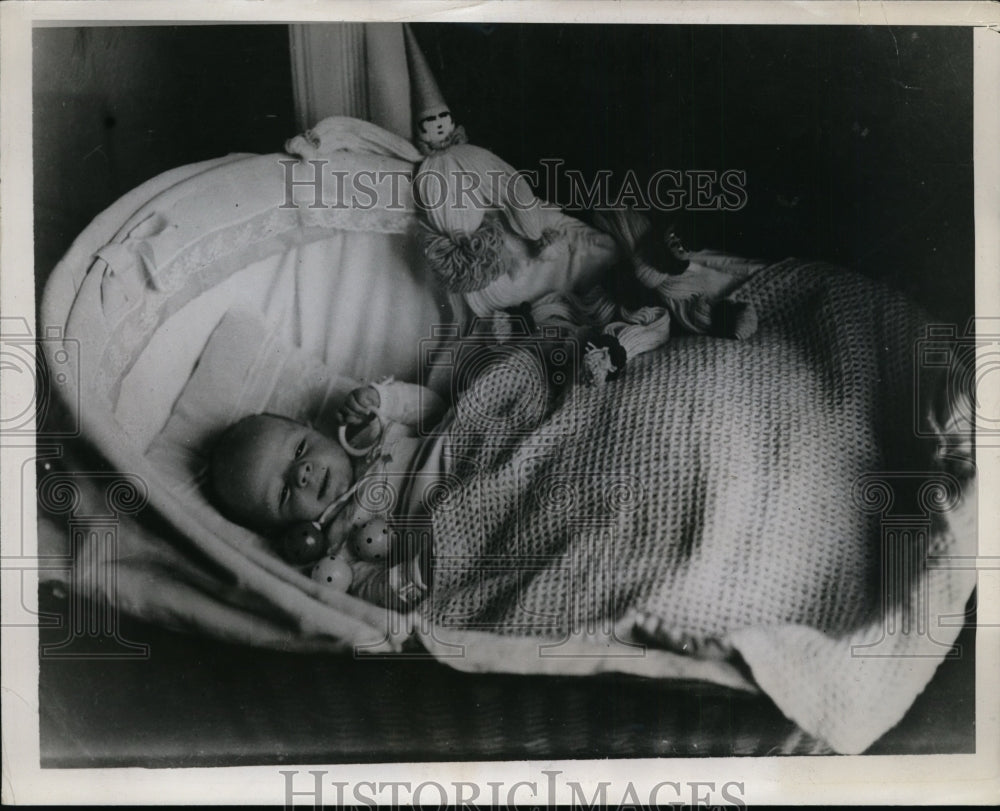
[288,23,412,137]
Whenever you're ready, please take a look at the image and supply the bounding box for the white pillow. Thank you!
[145,308,360,499]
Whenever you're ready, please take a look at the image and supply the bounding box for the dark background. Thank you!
[34,23,976,765]
[417,24,973,326]
[33,25,295,300]
[34,25,973,324]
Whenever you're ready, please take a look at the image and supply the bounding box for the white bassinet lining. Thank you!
[118,229,446,452]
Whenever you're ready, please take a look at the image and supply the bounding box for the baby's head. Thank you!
[209,413,353,531]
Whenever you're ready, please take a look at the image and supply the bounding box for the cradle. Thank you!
[39,120,977,755]
[36,121,720,659]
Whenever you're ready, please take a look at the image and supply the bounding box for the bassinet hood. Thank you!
[39,129,448,653]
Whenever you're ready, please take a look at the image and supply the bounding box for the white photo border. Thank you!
[2,1,999,805]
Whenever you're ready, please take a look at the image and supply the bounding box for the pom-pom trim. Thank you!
[420,215,510,293]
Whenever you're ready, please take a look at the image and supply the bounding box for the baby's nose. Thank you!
[294,460,312,488]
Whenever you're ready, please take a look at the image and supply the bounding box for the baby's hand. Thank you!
[336,386,381,426]
[387,556,427,607]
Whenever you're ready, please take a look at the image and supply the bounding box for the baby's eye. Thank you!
[279,485,290,506]
[294,439,306,458]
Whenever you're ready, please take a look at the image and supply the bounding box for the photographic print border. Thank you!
[3,1,999,805]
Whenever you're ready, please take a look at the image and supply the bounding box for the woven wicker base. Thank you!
[39,589,973,767]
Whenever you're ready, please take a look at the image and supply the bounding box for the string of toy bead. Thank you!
[308,409,387,527]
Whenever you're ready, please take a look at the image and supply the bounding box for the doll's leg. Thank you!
[591,208,690,277]
[709,298,758,341]
[686,250,769,279]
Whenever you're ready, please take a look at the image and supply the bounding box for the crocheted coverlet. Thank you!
[423,259,974,753]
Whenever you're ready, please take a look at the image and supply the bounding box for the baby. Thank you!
[208,379,447,609]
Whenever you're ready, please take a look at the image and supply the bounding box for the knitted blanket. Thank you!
[423,259,975,753]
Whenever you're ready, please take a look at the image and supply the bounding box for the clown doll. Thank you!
[402,25,758,385]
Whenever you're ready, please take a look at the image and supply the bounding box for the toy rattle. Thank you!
[305,517,395,594]
[348,517,393,562]
[278,476,367,566]
[337,409,385,458]
[309,553,354,591]
[281,520,328,565]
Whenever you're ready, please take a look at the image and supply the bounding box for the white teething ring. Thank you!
[337,409,385,457]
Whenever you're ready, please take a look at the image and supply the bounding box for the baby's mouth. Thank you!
[318,468,331,500]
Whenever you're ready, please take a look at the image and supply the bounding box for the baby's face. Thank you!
[227,417,353,529]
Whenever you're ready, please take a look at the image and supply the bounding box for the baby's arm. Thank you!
[337,380,445,431]
[370,378,445,428]
[348,556,426,609]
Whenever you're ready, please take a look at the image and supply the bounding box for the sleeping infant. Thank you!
[208,379,447,609]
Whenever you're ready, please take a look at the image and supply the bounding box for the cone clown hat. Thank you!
[404,24,459,152]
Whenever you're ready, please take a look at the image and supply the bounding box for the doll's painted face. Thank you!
[210,415,353,530]
[418,109,455,142]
